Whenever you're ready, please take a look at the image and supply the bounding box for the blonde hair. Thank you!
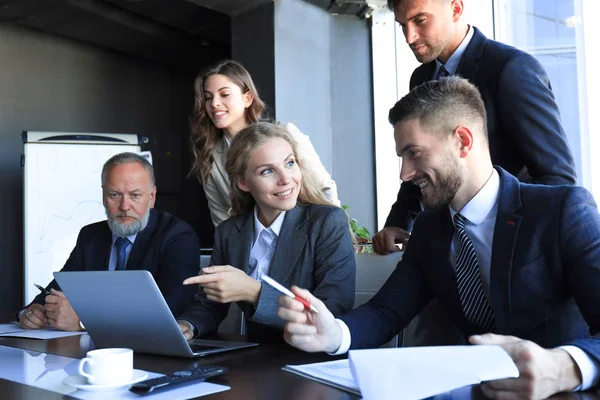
[190,60,265,183]
[225,122,332,216]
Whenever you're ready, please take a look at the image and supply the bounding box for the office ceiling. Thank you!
[0,0,270,70]
[183,0,267,16]
[0,0,379,69]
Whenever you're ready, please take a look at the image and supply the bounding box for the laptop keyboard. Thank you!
[190,344,223,353]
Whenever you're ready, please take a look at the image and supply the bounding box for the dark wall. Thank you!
[0,23,206,315]
[231,2,276,119]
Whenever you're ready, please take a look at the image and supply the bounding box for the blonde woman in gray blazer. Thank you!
[178,122,354,341]
[190,60,339,227]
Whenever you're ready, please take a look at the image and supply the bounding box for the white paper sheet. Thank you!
[348,345,519,400]
[0,323,88,339]
[0,345,230,399]
[283,359,360,396]
[58,378,229,400]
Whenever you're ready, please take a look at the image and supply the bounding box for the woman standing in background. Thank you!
[190,59,339,227]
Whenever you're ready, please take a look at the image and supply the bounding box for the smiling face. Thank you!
[236,137,302,227]
[103,162,156,237]
[203,74,254,137]
[395,118,464,210]
[395,0,456,64]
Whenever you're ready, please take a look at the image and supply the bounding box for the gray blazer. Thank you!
[178,204,356,340]
[201,137,231,227]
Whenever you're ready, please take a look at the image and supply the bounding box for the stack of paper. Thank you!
[282,359,360,396]
[284,345,519,399]
[0,323,88,339]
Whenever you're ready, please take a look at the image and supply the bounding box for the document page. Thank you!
[0,323,88,339]
[283,359,360,396]
[284,345,518,399]
[349,345,519,400]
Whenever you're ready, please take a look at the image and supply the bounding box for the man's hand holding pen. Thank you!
[19,303,47,330]
[44,289,82,331]
[19,284,82,331]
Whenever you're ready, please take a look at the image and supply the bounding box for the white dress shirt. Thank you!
[178,208,286,337]
[333,170,598,390]
[248,208,286,281]
[108,233,137,271]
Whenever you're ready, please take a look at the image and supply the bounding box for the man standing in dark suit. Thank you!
[371,0,578,347]
[18,152,199,332]
[279,78,600,398]
[372,0,576,254]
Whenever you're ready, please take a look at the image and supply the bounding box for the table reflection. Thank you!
[0,344,78,395]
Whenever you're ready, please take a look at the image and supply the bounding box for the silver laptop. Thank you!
[54,270,258,357]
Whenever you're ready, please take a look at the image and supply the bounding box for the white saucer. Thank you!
[63,369,148,392]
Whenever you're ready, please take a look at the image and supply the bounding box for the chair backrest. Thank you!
[198,253,245,334]
[354,252,402,308]
[354,252,403,347]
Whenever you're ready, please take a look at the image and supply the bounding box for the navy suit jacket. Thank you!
[179,204,356,341]
[342,168,600,366]
[29,209,199,317]
[386,27,577,231]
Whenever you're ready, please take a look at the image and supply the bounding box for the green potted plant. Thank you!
[342,205,373,253]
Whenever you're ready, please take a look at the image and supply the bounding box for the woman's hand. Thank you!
[184,265,262,305]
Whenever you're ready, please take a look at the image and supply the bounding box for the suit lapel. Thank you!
[229,214,254,274]
[489,168,523,334]
[410,63,436,88]
[91,223,112,271]
[455,27,487,82]
[268,205,308,284]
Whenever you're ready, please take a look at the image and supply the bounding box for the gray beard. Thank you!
[106,208,150,237]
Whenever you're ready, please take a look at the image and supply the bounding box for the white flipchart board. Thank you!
[23,132,141,305]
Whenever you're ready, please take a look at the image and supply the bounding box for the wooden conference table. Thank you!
[0,331,356,399]
[0,314,598,400]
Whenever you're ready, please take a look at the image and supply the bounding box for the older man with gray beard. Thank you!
[18,153,199,332]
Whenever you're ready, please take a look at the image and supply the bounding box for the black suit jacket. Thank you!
[343,168,600,366]
[386,27,577,231]
[178,204,356,342]
[29,209,199,317]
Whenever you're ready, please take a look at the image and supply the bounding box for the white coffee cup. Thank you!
[78,348,133,385]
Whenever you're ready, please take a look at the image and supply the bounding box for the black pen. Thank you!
[34,283,51,296]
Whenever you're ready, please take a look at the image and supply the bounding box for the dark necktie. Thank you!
[436,65,450,80]
[115,237,132,271]
[453,213,495,332]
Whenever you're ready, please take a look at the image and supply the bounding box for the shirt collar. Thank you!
[253,207,286,239]
[435,25,474,75]
[111,232,138,246]
[224,135,231,148]
[450,169,500,225]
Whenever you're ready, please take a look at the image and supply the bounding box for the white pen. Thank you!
[261,274,319,313]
